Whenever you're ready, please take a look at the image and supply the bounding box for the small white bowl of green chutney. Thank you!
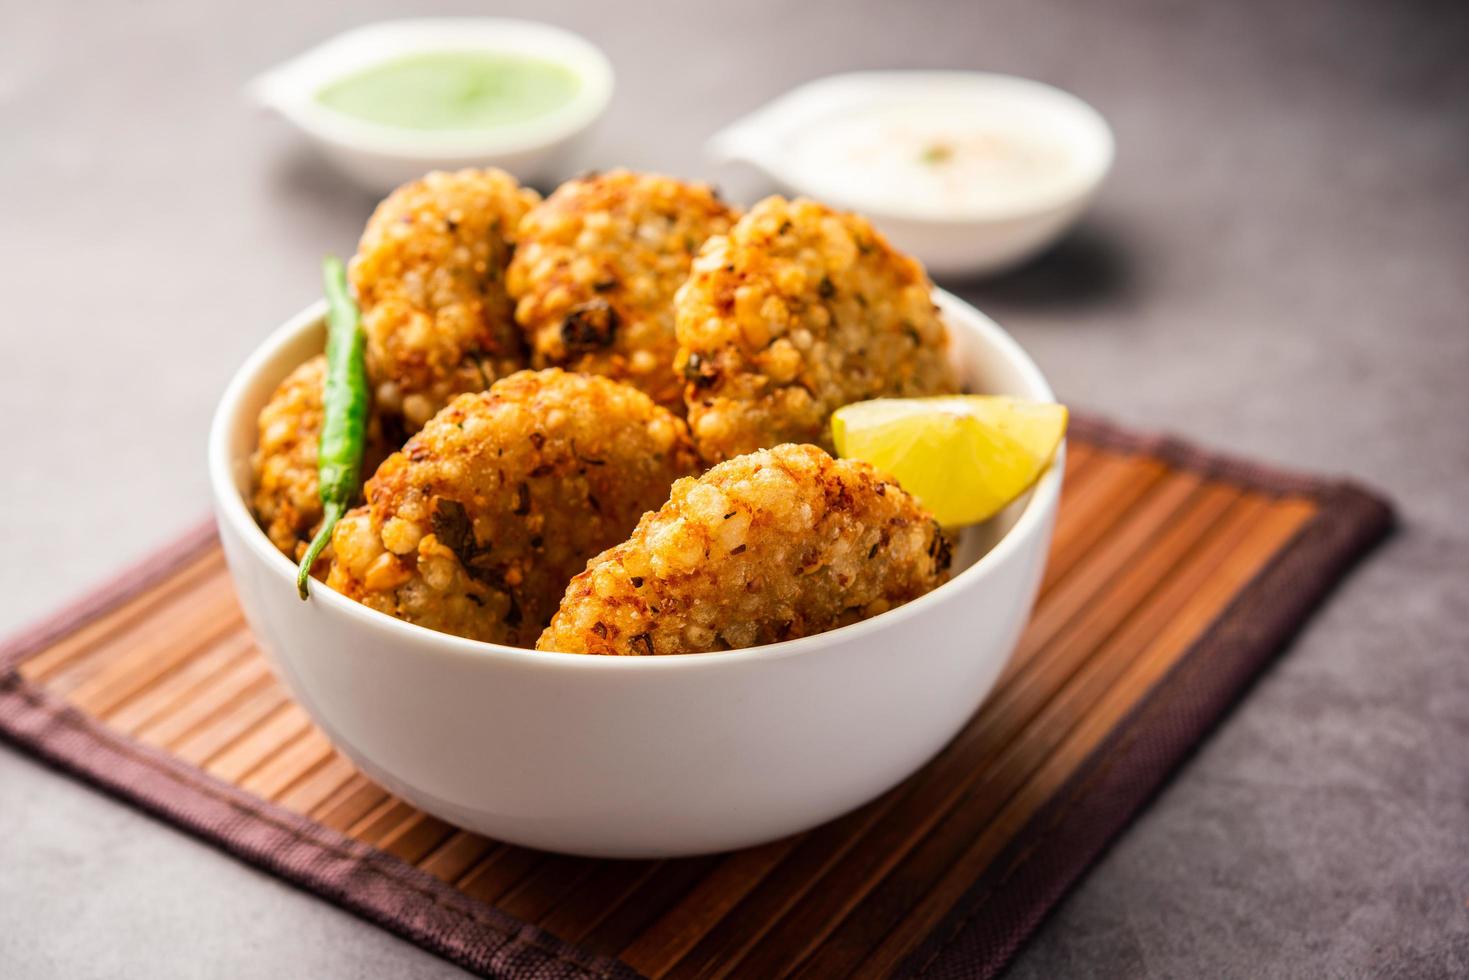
[252,19,614,192]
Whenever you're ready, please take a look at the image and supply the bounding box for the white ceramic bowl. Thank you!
[251,19,614,193]
[708,72,1114,279]
[209,292,1062,858]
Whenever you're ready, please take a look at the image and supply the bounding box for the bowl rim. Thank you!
[250,17,615,159]
[708,69,1115,227]
[209,289,1062,672]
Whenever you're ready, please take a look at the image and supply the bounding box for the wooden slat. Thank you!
[458,845,547,905]
[69,620,249,719]
[1059,440,1095,479]
[634,799,898,978]
[536,859,664,938]
[43,569,240,696]
[274,752,358,813]
[1020,469,1205,661]
[203,703,314,781]
[142,659,282,756]
[418,832,497,883]
[312,775,393,832]
[240,728,337,799]
[617,838,802,969]
[379,813,459,863]
[497,855,601,923]
[17,548,225,682]
[16,439,1326,980]
[996,465,1199,689]
[349,797,419,845]
[104,630,257,734]
[577,858,722,953]
[1040,452,1168,594]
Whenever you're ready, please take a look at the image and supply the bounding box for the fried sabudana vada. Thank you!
[537,443,951,655]
[327,369,699,647]
[250,355,389,566]
[507,170,736,411]
[675,196,957,463]
[351,168,540,432]
[251,355,330,558]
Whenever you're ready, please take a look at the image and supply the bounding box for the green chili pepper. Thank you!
[297,255,369,599]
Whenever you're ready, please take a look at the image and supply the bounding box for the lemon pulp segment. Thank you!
[831,395,1067,527]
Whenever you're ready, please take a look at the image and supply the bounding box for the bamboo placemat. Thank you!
[0,416,1392,979]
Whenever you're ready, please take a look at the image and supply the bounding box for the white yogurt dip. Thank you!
[785,98,1085,220]
[707,72,1114,275]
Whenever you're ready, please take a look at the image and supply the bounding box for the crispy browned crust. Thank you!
[249,355,390,568]
[251,355,327,558]
[674,196,957,464]
[507,170,737,412]
[326,369,700,647]
[536,443,952,655]
[351,168,541,432]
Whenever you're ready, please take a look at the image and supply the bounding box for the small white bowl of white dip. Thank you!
[708,71,1114,278]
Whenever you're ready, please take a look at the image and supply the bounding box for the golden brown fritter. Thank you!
[327,369,699,647]
[674,196,957,463]
[251,355,328,558]
[507,170,737,412]
[351,168,541,432]
[537,443,951,655]
[249,355,389,566]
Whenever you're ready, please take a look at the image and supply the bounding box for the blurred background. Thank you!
[2,0,1467,976]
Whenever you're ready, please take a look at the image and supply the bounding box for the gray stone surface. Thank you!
[1,0,1465,976]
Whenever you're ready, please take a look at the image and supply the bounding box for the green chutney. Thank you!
[316,51,581,131]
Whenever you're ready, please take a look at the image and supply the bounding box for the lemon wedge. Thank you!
[831,395,1068,527]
